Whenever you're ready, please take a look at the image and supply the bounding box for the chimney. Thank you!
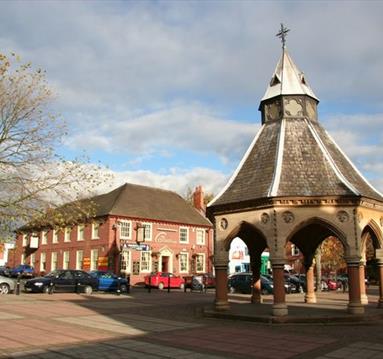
[193,185,205,213]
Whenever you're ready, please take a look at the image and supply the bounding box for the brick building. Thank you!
[12,183,213,285]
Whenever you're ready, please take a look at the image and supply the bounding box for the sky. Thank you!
[1,0,383,198]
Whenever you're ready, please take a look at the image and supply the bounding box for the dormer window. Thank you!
[270,74,281,86]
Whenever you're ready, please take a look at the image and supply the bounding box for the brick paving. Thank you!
[0,287,382,358]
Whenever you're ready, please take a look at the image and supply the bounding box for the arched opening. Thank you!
[360,221,383,304]
[224,221,269,303]
[286,217,348,304]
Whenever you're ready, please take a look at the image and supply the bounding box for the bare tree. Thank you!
[0,53,110,240]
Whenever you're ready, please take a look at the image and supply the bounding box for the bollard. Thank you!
[167,275,170,293]
[116,277,121,296]
[127,274,130,294]
[148,275,151,293]
[15,273,21,295]
[49,282,54,295]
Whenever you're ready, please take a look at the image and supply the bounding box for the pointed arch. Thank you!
[286,216,349,257]
[223,221,268,254]
[361,219,383,250]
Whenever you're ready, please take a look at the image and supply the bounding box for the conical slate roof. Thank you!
[261,49,318,102]
[209,50,383,210]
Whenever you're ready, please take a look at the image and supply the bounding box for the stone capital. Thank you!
[345,255,362,266]
[270,257,286,267]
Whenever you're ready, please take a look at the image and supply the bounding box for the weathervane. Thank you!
[276,23,290,49]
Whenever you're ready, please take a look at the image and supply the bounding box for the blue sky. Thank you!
[1,0,383,196]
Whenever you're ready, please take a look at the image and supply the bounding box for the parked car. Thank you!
[8,264,35,278]
[89,270,130,293]
[0,275,15,295]
[24,270,98,294]
[184,273,215,290]
[228,273,274,294]
[144,272,185,290]
[0,266,10,276]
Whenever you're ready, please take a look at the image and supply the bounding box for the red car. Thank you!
[144,272,185,290]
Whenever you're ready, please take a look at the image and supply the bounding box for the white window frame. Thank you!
[22,234,28,247]
[195,253,205,273]
[40,252,46,272]
[41,231,48,245]
[77,224,85,241]
[196,229,205,245]
[291,244,300,256]
[21,253,25,264]
[179,252,189,273]
[140,251,151,273]
[52,229,59,244]
[142,222,152,241]
[179,227,189,244]
[120,250,131,274]
[63,251,70,269]
[64,227,71,242]
[51,252,58,271]
[90,249,99,271]
[92,222,100,240]
[30,253,36,268]
[76,250,83,270]
[119,220,132,240]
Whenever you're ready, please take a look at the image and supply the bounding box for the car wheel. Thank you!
[120,284,128,293]
[0,283,10,295]
[158,282,164,290]
[84,285,93,295]
[229,286,235,294]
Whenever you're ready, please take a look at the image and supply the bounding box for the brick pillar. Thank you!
[359,261,368,305]
[304,263,317,304]
[272,262,288,316]
[347,260,364,314]
[251,257,262,304]
[214,264,229,311]
[378,259,383,308]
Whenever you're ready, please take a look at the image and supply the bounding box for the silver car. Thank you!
[0,275,15,294]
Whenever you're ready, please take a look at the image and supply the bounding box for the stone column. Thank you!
[214,263,229,311]
[347,260,364,314]
[251,257,262,304]
[271,261,288,316]
[359,260,368,305]
[304,258,317,304]
[378,258,383,308]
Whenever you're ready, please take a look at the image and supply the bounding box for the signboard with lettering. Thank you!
[124,243,150,251]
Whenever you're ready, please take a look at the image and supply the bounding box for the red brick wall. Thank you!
[14,216,213,285]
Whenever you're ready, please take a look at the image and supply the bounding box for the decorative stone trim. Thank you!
[337,210,349,223]
[261,213,270,224]
[282,211,294,224]
[380,216,383,227]
[219,218,228,230]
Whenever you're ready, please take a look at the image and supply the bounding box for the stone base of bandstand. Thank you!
[361,294,369,305]
[347,302,364,315]
[304,293,317,304]
[215,300,230,311]
[272,303,288,316]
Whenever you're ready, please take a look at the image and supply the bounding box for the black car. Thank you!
[228,273,274,295]
[24,270,98,294]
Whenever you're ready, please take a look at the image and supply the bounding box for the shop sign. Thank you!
[124,243,150,251]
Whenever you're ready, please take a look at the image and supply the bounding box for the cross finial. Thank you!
[276,23,290,49]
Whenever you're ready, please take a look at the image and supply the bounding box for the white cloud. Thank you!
[65,103,258,164]
[95,166,228,198]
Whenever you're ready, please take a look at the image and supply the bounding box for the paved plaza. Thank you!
[0,287,383,358]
